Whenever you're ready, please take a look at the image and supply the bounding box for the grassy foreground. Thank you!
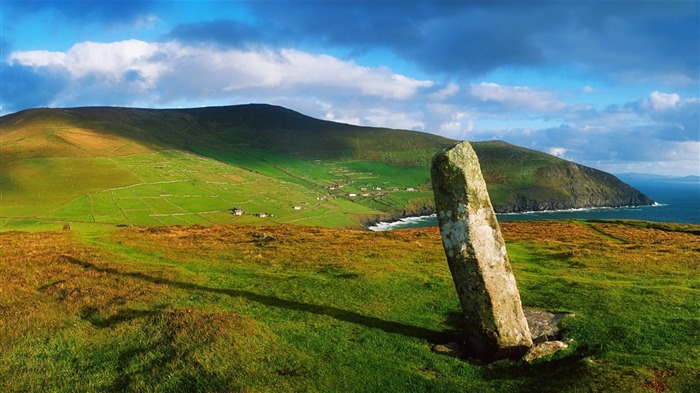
[1,220,699,392]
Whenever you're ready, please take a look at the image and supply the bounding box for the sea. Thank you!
[369,179,700,231]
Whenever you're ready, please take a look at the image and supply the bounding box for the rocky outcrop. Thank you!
[431,141,532,360]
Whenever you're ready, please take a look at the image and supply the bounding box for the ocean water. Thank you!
[369,180,700,231]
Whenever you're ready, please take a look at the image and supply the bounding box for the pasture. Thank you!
[1,149,433,231]
[1,220,698,392]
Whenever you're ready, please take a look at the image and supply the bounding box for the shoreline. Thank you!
[367,203,666,231]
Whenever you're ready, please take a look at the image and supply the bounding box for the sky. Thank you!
[1,1,698,176]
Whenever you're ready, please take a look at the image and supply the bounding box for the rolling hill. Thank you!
[0,104,653,230]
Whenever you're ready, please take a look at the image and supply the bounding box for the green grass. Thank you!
[2,149,430,231]
[340,161,431,188]
[1,221,698,392]
[0,157,139,217]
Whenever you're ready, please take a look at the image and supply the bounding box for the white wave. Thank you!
[498,203,664,215]
[369,203,666,231]
[368,214,437,231]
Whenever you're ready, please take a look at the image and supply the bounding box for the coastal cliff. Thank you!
[472,141,654,213]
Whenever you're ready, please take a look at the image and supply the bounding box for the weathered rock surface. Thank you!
[524,309,573,344]
[523,340,569,362]
[431,141,533,360]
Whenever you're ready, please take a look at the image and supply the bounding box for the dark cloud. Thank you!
[1,63,68,112]
[166,1,698,83]
[5,0,159,24]
[166,19,263,48]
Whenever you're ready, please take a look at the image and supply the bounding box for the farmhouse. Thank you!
[232,207,245,216]
[293,206,302,210]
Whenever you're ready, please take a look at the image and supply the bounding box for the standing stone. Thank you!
[431,141,532,360]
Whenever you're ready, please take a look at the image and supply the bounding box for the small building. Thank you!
[348,193,357,197]
[256,213,269,218]
[406,187,417,192]
[293,205,302,210]
[232,208,245,216]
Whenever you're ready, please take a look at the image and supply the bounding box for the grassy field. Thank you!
[1,220,698,392]
[1,146,436,231]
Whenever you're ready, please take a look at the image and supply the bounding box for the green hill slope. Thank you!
[0,104,653,230]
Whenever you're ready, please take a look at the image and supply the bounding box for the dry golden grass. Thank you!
[502,220,700,274]
[55,128,153,156]
[0,231,171,349]
[112,224,448,277]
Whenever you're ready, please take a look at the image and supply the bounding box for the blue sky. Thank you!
[1,0,698,176]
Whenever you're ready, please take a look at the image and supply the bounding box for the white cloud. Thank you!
[10,40,168,90]
[469,82,565,112]
[429,82,460,100]
[9,49,67,68]
[8,40,433,103]
[363,108,425,130]
[591,141,700,176]
[439,113,473,139]
[582,85,594,93]
[548,147,568,158]
[649,90,681,110]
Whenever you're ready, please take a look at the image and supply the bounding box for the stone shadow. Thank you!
[61,255,453,344]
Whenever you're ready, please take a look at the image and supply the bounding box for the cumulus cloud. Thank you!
[429,82,460,101]
[648,91,681,111]
[363,108,426,130]
[548,147,568,158]
[469,82,564,112]
[7,40,433,108]
[10,40,166,87]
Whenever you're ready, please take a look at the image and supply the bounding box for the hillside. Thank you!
[2,221,699,391]
[0,104,653,230]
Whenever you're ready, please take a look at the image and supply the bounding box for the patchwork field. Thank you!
[1,220,698,392]
[2,149,436,231]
